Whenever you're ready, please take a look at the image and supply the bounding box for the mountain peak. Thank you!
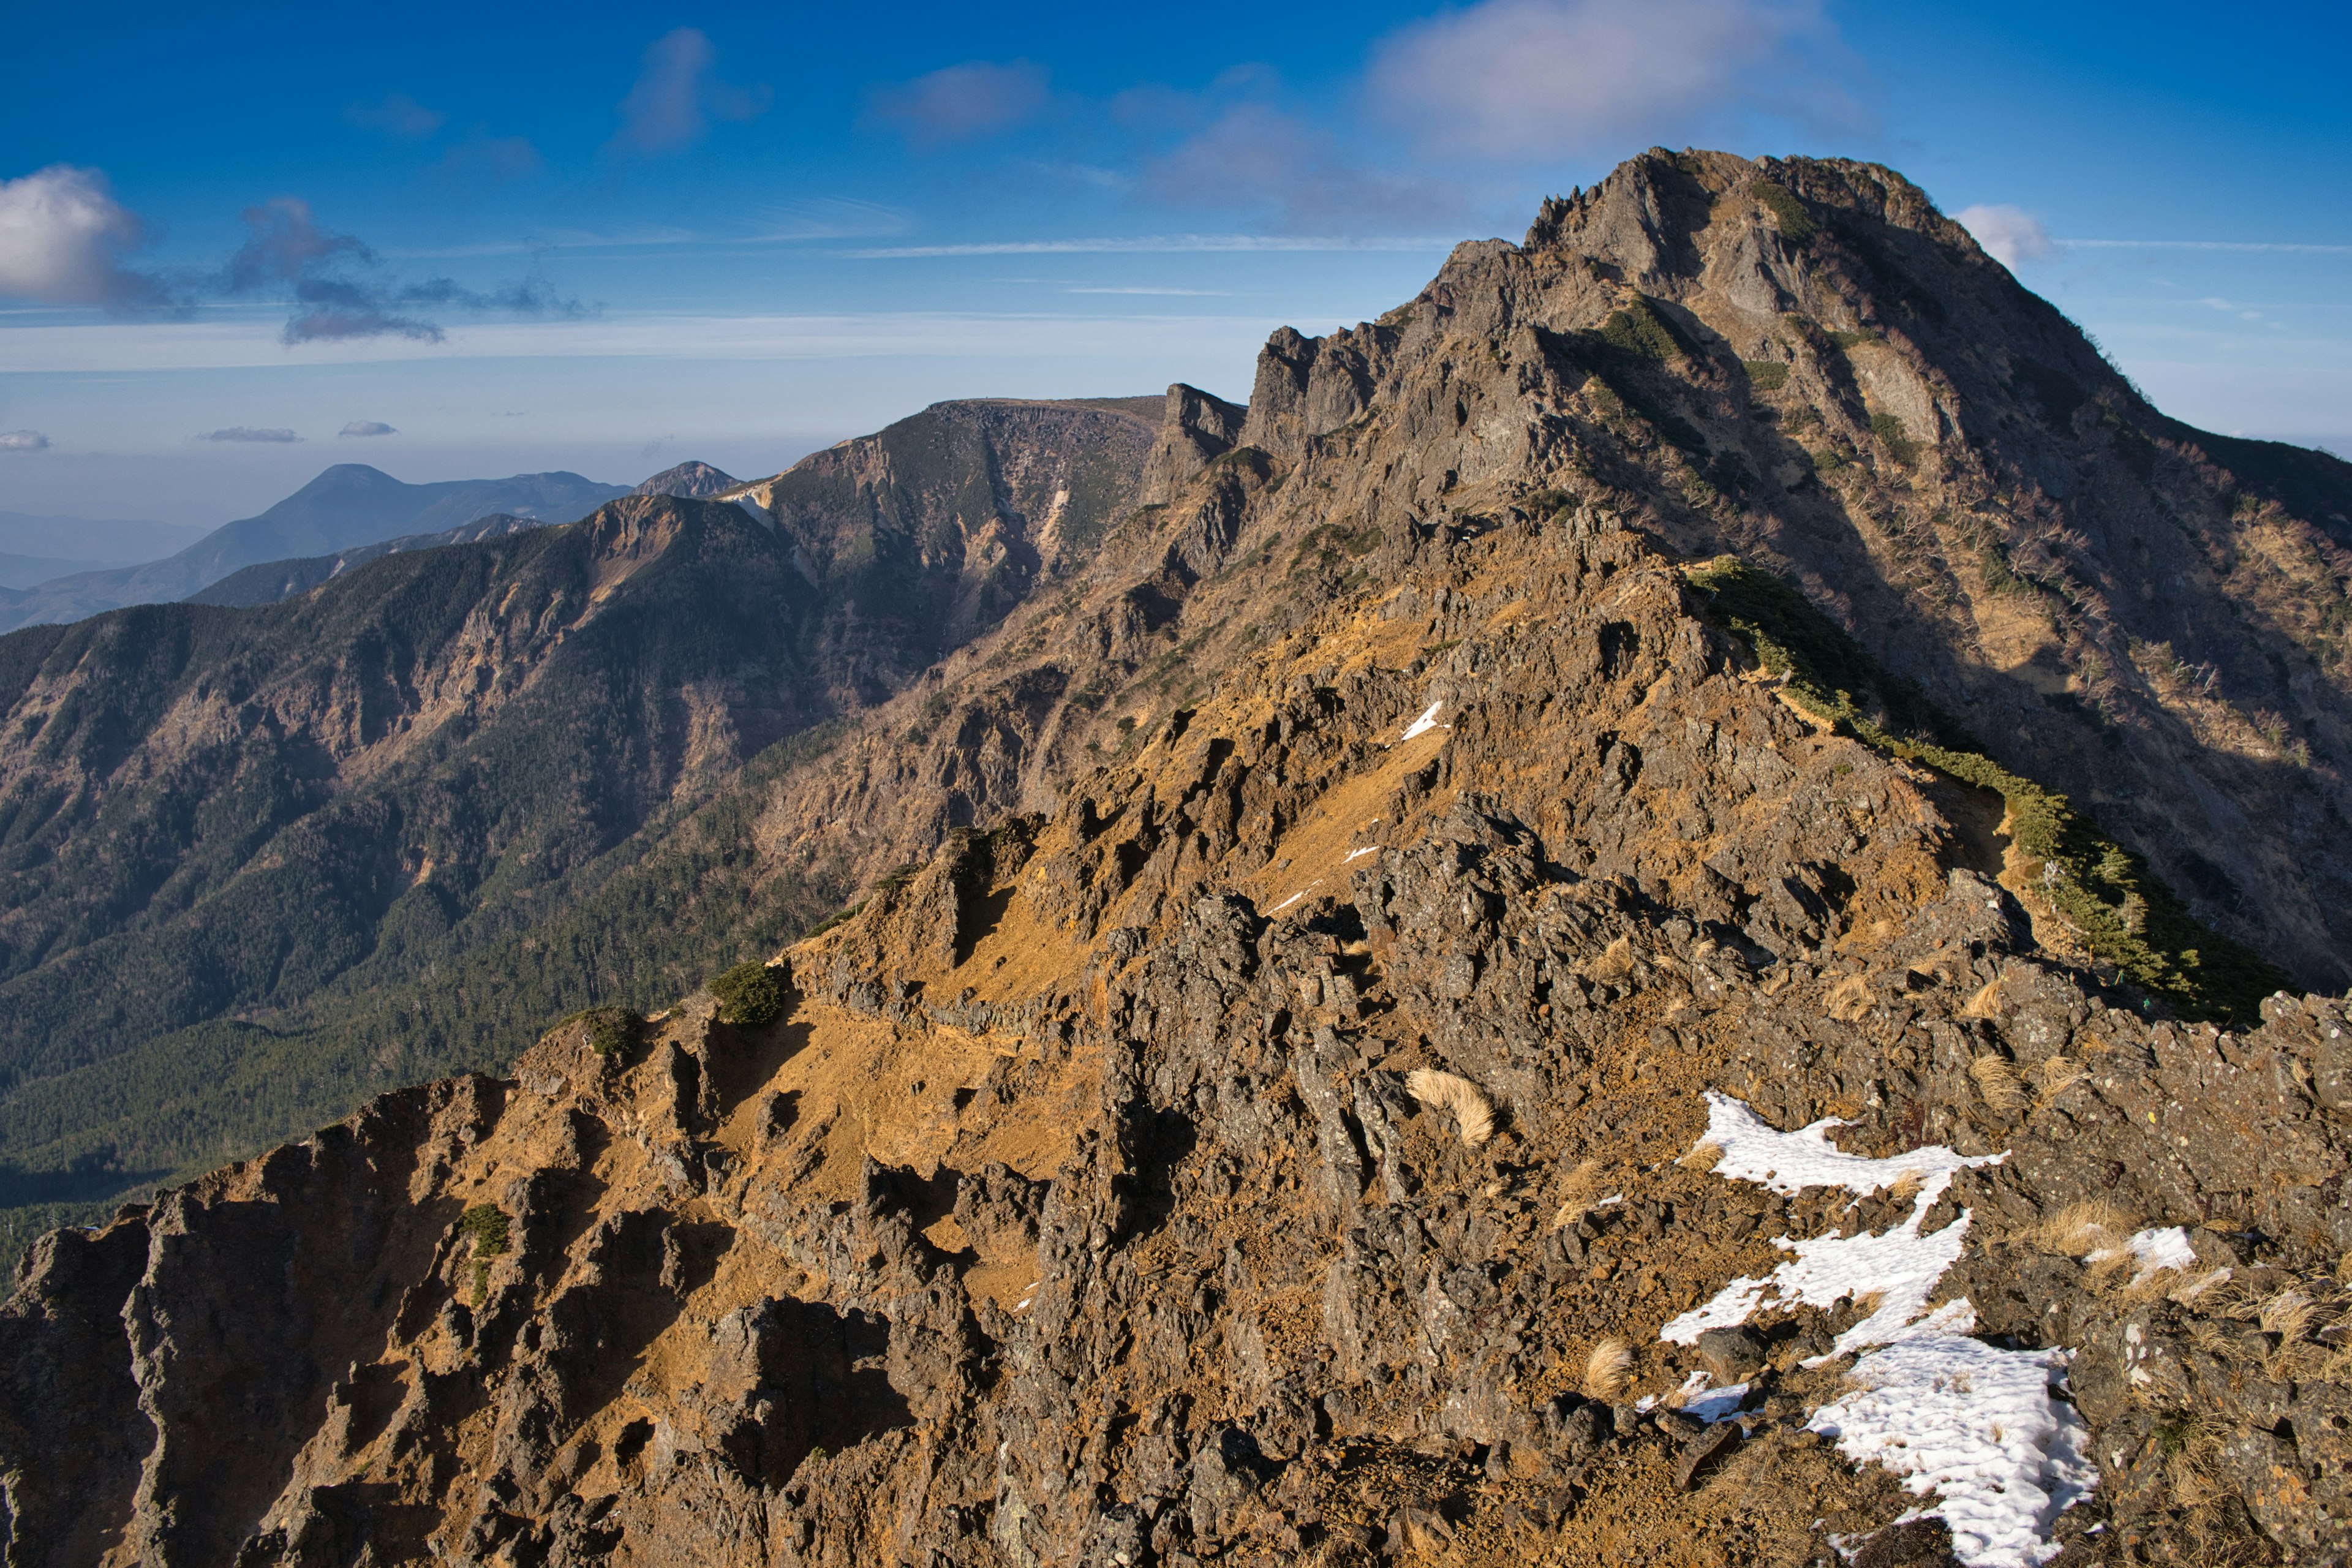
[633,460,740,499]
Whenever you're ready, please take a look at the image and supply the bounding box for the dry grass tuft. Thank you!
[2028,1198,2133,1256]
[1588,936,1638,982]
[2261,1289,2317,1343]
[2169,1269,2232,1308]
[1886,1168,1926,1205]
[1550,1159,1604,1231]
[2032,1055,2087,1109]
[1676,1140,1725,1172]
[1406,1068,1494,1147]
[1960,973,2009,1020]
[1583,1336,1634,1401]
[1970,1055,2025,1112]
[1824,973,1871,1022]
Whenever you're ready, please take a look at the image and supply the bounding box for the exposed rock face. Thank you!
[6,151,2352,1566]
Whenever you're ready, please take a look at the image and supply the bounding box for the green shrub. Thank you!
[710,960,785,1027]
[1869,412,1921,465]
[1742,361,1790,392]
[1751,181,1817,246]
[1828,328,1881,352]
[1684,558,2291,1025]
[459,1203,510,1306]
[1593,298,1689,363]
[804,901,866,939]
[567,1005,641,1057]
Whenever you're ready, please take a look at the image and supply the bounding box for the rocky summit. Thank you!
[6,149,2352,1567]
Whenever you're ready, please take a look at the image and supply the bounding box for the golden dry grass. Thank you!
[1406,1068,1493,1147]
[1583,1336,1634,1401]
[1587,937,1638,982]
[1969,1055,2025,1112]
[1886,1168,1926,1205]
[2032,1055,2086,1109]
[1676,1140,1725,1172]
[2027,1198,2133,1256]
[1550,1159,1605,1231]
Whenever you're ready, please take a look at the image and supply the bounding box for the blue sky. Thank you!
[1,0,2346,529]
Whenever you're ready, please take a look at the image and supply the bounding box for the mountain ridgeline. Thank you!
[0,398,1158,1235]
[0,467,633,632]
[6,151,2352,1564]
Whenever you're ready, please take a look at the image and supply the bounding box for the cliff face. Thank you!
[6,152,2352,1567]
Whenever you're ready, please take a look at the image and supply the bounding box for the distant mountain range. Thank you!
[179,462,746,611]
[0,467,632,631]
[0,513,211,590]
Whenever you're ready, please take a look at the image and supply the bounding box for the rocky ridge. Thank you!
[6,150,2352,1566]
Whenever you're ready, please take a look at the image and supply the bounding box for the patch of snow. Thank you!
[1664,1093,2089,1568]
[1400,701,1444,741]
[1344,845,1381,861]
[1660,1199,1981,1359]
[1693,1089,2003,1198]
[1268,881,1319,915]
[2088,1226,2195,1284]
[1667,1092,2005,1357]
[1810,1335,2096,1568]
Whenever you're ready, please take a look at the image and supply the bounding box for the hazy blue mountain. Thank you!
[0,466,629,631]
[186,513,555,608]
[0,512,207,565]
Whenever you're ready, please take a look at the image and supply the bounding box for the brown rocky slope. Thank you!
[6,151,2352,1566]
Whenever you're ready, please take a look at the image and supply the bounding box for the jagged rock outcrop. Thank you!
[7,151,2352,1566]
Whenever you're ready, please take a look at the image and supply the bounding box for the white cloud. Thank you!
[1366,0,1859,159]
[339,420,397,437]
[870,61,1050,146]
[0,429,50,452]
[608,29,770,157]
[0,166,169,307]
[197,426,301,442]
[1956,203,2056,270]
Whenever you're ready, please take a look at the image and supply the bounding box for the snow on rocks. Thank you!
[1809,1336,2097,1568]
[1661,1091,2092,1567]
[1691,1090,2002,1199]
[1662,1092,2005,1357]
[1400,700,1444,741]
[2087,1225,2196,1286]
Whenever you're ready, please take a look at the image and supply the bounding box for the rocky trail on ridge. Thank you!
[7,149,2352,1567]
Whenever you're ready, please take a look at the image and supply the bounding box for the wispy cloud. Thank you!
[0,165,177,309]
[222,197,590,344]
[0,430,50,452]
[1143,102,1463,230]
[1956,204,2056,270]
[345,92,445,139]
[1366,0,1863,159]
[2059,238,2352,254]
[339,420,397,437]
[197,426,301,442]
[843,233,1453,258]
[869,60,1050,146]
[608,28,770,157]
[1065,286,1232,296]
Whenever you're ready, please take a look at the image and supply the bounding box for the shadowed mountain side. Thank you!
[186,513,558,609]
